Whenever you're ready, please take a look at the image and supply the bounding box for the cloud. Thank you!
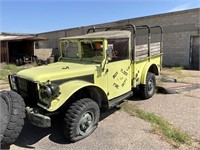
[168,1,200,12]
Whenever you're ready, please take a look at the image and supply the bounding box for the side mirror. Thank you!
[100,48,112,71]
[106,49,112,60]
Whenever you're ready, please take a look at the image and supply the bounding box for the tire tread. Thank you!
[140,72,156,99]
[1,91,25,145]
[64,98,100,142]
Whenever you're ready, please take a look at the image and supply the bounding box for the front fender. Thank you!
[140,63,159,84]
[47,81,95,112]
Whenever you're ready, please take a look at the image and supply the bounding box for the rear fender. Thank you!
[140,63,159,84]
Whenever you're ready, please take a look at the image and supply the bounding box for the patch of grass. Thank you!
[120,101,191,147]
[162,66,183,73]
[0,70,9,81]
[0,64,27,81]
[184,93,200,98]
[170,67,183,78]
[171,66,184,71]
[161,67,197,82]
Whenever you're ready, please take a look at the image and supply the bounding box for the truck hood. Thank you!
[17,62,97,82]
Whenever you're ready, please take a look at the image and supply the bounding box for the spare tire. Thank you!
[0,97,9,142]
[0,91,26,145]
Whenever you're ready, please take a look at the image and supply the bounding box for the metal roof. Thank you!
[60,30,131,40]
[0,35,47,41]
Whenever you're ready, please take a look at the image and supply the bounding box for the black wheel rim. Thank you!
[147,79,154,95]
[78,110,95,136]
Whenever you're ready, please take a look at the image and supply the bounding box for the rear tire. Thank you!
[0,91,25,145]
[63,98,100,142]
[140,72,156,99]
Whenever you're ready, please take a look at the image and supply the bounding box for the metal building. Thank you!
[37,8,200,70]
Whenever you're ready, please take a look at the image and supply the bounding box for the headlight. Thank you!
[10,75,16,82]
[40,83,60,99]
[9,74,17,90]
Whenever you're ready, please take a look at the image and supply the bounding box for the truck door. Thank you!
[106,39,132,100]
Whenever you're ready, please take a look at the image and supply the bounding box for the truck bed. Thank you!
[135,42,161,61]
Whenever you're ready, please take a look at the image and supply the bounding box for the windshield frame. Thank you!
[60,38,106,63]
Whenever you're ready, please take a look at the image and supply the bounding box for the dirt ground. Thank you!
[157,68,200,98]
[1,66,200,150]
[0,80,9,91]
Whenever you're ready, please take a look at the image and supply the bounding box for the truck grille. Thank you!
[16,77,39,107]
[17,78,28,93]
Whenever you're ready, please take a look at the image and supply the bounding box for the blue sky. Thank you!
[1,0,200,33]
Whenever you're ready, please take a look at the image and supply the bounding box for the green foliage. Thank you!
[0,64,27,81]
[171,66,184,71]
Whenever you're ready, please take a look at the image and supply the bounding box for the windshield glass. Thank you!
[62,40,104,63]
[63,42,79,58]
[81,41,103,62]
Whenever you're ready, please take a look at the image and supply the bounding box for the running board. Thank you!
[108,91,133,108]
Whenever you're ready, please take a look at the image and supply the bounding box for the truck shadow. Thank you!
[2,108,119,149]
[1,93,141,149]
[14,117,70,149]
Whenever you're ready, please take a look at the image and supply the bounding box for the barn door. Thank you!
[1,42,8,63]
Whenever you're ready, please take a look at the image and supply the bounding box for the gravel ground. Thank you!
[129,94,200,139]
[6,110,174,150]
[183,88,200,98]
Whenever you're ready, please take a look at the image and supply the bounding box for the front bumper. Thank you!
[26,107,51,128]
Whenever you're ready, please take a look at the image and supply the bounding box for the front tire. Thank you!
[63,98,100,142]
[140,72,156,99]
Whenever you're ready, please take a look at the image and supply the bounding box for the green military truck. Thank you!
[4,24,163,143]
